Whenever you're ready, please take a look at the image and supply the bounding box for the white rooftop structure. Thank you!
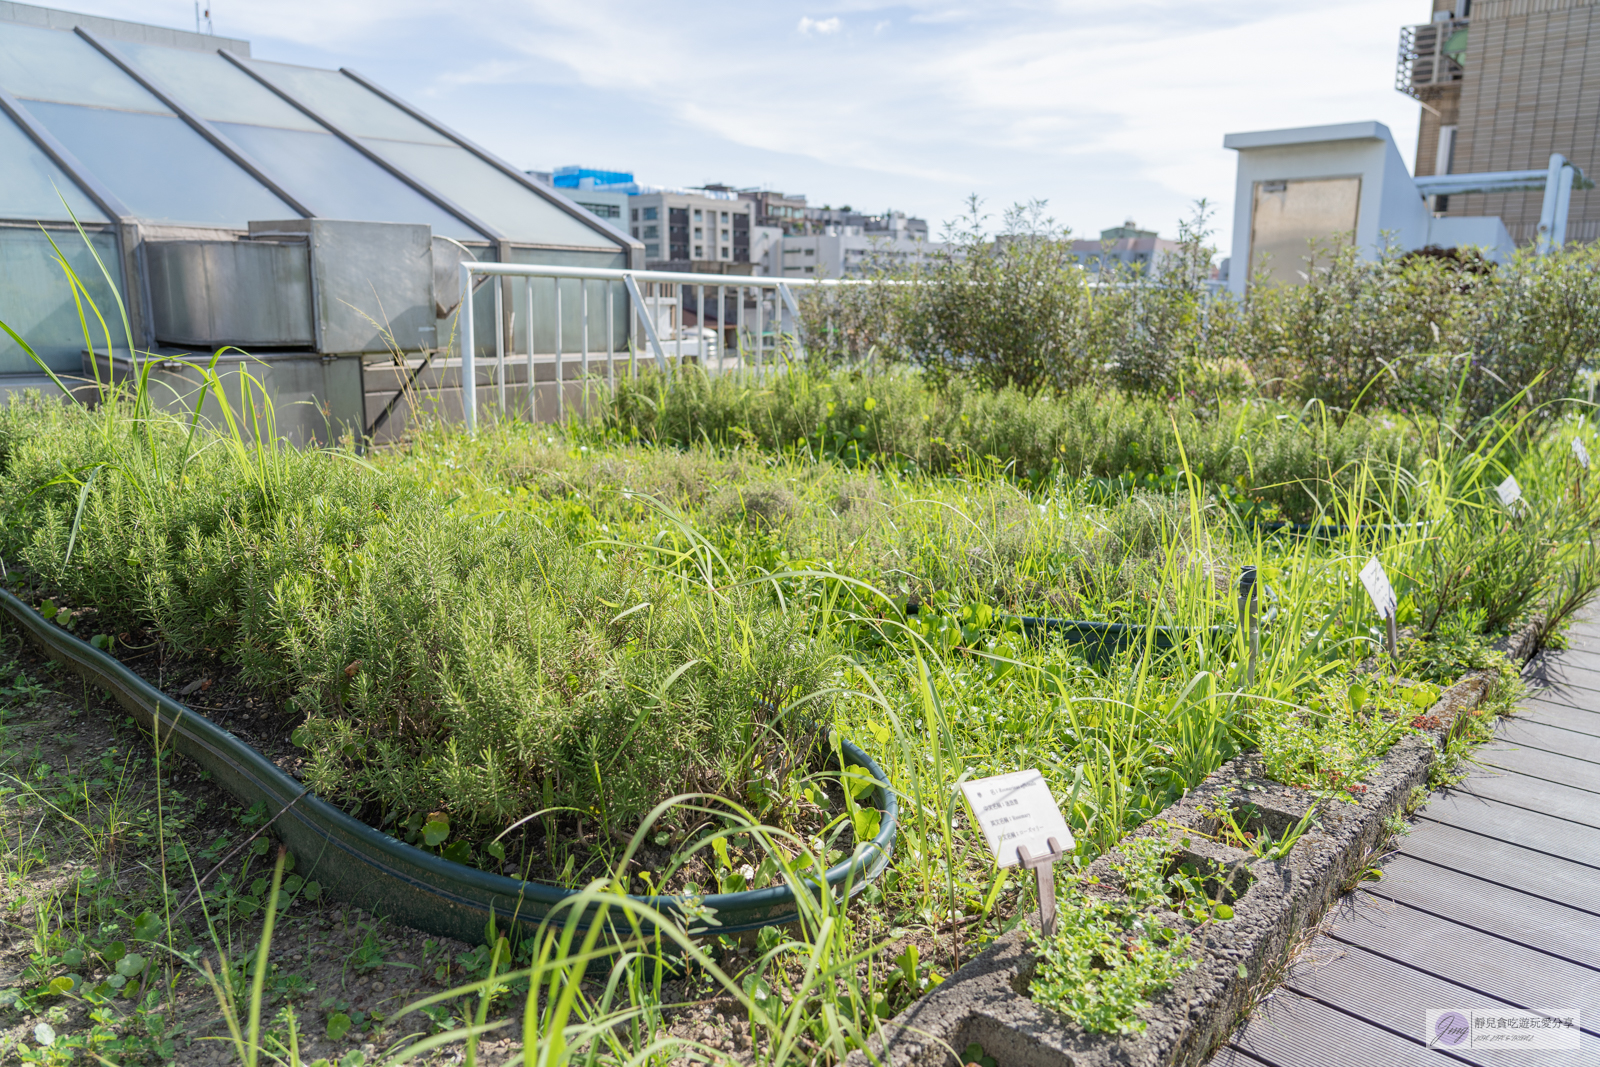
[1221,120,1586,292]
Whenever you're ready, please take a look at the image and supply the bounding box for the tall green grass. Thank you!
[5,228,1600,1064]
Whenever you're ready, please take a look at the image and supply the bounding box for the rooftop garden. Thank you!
[1,219,1598,1065]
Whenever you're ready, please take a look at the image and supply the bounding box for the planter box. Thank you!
[849,625,1539,1067]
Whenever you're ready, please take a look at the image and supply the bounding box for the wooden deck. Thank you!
[1212,614,1600,1065]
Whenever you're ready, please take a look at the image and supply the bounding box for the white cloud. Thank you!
[798,15,842,34]
[54,0,1423,246]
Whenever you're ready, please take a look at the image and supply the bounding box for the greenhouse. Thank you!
[0,4,638,442]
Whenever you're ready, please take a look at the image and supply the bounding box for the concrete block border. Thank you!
[847,623,1542,1067]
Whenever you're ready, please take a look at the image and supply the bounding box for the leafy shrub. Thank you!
[1096,203,1219,397]
[893,198,1096,395]
[1459,243,1600,434]
[605,368,1423,522]
[792,202,1598,430]
[0,401,833,832]
[1216,242,1476,418]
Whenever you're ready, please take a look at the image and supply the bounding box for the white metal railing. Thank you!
[1413,153,1594,254]
[457,263,848,431]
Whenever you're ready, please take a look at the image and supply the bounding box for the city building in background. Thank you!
[1068,220,1180,274]
[550,166,630,222]
[535,169,937,275]
[738,188,810,234]
[626,188,754,272]
[1398,0,1599,243]
[801,206,930,240]
[775,211,944,278]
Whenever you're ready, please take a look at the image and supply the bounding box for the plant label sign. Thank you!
[1575,437,1591,470]
[960,769,1074,868]
[1360,557,1398,620]
[1497,475,1523,509]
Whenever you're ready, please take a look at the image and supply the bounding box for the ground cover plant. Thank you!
[3,225,1600,1064]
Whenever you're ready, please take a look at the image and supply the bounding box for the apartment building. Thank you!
[736,188,810,234]
[777,212,944,278]
[1067,220,1181,274]
[527,167,629,223]
[627,189,754,271]
[804,207,931,241]
[1399,0,1600,242]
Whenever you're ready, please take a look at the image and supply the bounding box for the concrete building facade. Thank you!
[1068,220,1181,274]
[738,188,810,234]
[1400,0,1600,243]
[627,189,754,272]
[776,213,944,278]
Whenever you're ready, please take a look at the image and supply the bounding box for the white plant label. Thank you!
[960,769,1075,868]
[1496,475,1523,509]
[1575,437,1591,470]
[1360,556,1398,620]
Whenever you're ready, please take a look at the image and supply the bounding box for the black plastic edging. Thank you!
[0,588,897,945]
[1244,519,1430,540]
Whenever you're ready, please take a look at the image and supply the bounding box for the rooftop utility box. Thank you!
[1223,120,1521,293]
[146,238,314,349]
[145,220,434,355]
[247,220,436,355]
[1223,122,1429,293]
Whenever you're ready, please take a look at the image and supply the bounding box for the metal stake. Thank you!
[1386,612,1400,670]
[1237,565,1259,687]
[524,276,534,421]
[554,278,563,423]
[1016,837,1066,937]
[581,279,591,419]
[459,262,476,434]
[493,277,505,417]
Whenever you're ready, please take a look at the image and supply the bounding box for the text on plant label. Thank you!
[959,768,1075,868]
[1360,556,1397,620]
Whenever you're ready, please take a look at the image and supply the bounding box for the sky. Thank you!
[69,1,1425,247]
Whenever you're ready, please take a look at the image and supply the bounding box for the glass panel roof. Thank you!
[215,123,484,240]
[0,22,169,113]
[113,42,321,131]
[0,110,107,223]
[365,139,619,247]
[245,60,450,144]
[26,102,295,227]
[0,26,621,249]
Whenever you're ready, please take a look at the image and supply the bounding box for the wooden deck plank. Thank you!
[1285,939,1600,1064]
[1396,819,1600,914]
[1523,656,1600,697]
[1327,894,1600,1023]
[1225,990,1463,1067]
[1360,855,1600,968]
[1521,679,1600,707]
[1209,630,1600,1065]
[1522,676,1600,706]
[1475,741,1600,792]
[1417,794,1600,873]
[1451,767,1600,829]
[1496,717,1600,762]
[1524,670,1600,699]
[1513,698,1600,737]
